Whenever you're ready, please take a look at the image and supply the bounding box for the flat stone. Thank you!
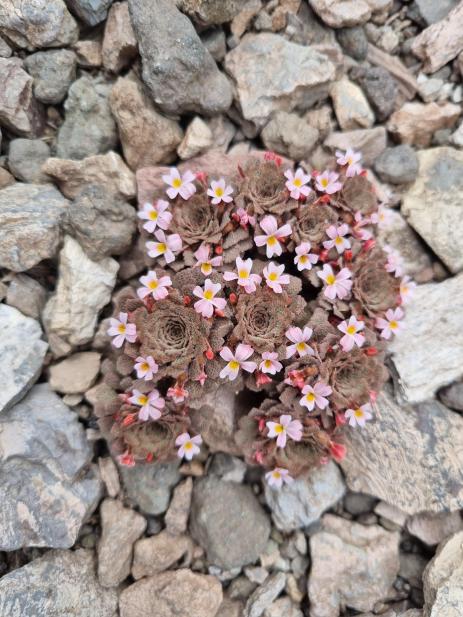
[0,35,11,57]
[407,511,463,546]
[264,597,303,617]
[344,492,377,516]
[43,152,136,200]
[66,183,137,260]
[73,39,103,67]
[5,273,47,319]
[128,0,232,115]
[178,116,213,160]
[66,0,113,25]
[8,137,50,182]
[0,549,117,616]
[387,102,460,147]
[0,304,47,413]
[24,49,77,104]
[49,352,101,394]
[0,384,101,549]
[341,385,463,514]
[308,514,400,616]
[98,498,146,587]
[392,274,463,401]
[0,57,44,136]
[225,33,336,127]
[324,127,386,165]
[43,236,118,347]
[132,530,193,578]
[261,111,319,160]
[102,2,138,73]
[374,145,419,184]
[178,0,249,25]
[412,2,463,73]
[120,570,223,617]
[423,531,463,616]
[308,0,372,28]
[415,0,460,25]
[120,461,181,515]
[244,572,286,617]
[336,26,368,60]
[353,66,398,121]
[57,74,118,160]
[98,457,120,498]
[190,475,271,569]
[165,477,193,535]
[402,147,463,273]
[0,182,68,271]
[330,77,375,130]
[264,461,345,532]
[0,0,79,49]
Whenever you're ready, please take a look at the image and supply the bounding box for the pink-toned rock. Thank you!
[102,2,138,73]
[309,0,372,28]
[387,102,460,147]
[131,531,193,579]
[73,40,103,68]
[0,58,44,136]
[412,2,463,73]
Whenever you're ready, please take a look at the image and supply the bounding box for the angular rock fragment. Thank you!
[0,58,44,136]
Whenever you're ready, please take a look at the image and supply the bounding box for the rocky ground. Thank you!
[1,0,463,616]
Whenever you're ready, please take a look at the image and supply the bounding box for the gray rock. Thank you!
[128,0,232,115]
[0,35,12,57]
[0,57,44,136]
[374,145,419,184]
[399,552,428,588]
[98,498,147,587]
[120,461,181,515]
[244,573,286,617]
[308,514,400,616]
[261,111,319,161]
[8,137,50,182]
[201,27,227,61]
[352,66,398,121]
[0,549,118,616]
[265,462,345,532]
[0,0,79,50]
[336,26,368,60]
[102,2,138,73]
[423,531,463,616]
[178,0,248,25]
[324,126,387,165]
[341,385,463,515]
[225,33,336,127]
[6,273,47,319]
[209,453,247,483]
[132,530,193,578]
[330,77,375,130]
[390,274,463,402]
[57,74,118,160]
[49,351,101,394]
[190,476,271,569]
[0,384,101,549]
[402,147,463,273]
[0,304,47,413]
[98,456,121,498]
[65,0,114,25]
[0,182,68,272]
[343,492,377,516]
[43,236,119,347]
[24,49,77,104]
[415,0,460,25]
[264,597,303,617]
[407,511,463,546]
[165,477,193,535]
[439,381,463,412]
[66,184,137,260]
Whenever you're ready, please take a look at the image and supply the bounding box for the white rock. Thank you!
[309,0,372,28]
[407,511,463,546]
[43,236,118,347]
[49,351,101,394]
[178,116,213,160]
[244,572,287,617]
[330,78,375,130]
[423,531,463,616]
[0,304,48,413]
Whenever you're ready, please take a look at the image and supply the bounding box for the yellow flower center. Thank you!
[389,320,398,330]
[335,236,343,245]
[354,408,363,418]
[273,470,282,479]
[202,262,212,275]
[296,342,307,353]
[215,187,224,197]
[148,280,158,289]
[321,178,329,188]
[184,441,193,450]
[149,210,158,220]
[268,272,278,281]
[346,325,356,335]
[326,274,336,285]
[117,324,126,333]
[274,424,284,434]
[299,255,307,263]
[264,360,272,368]
[229,360,240,371]
[306,392,315,402]
[239,269,248,279]
[204,289,214,300]
[172,178,182,188]
[141,363,149,371]
[293,178,302,187]
[267,236,277,246]
[347,156,353,165]
[157,242,167,253]
[138,395,148,405]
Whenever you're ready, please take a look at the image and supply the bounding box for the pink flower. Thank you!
[219,344,257,381]
[400,276,416,305]
[146,229,182,264]
[129,389,165,422]
[162,167,196,200]
[263,262,290,293]
[353,211,373,241]
[192,279,226,318]
[223,256,262,294]
[323,224,351,255]
[265,467,293,489]
[194,244,222,276]
[107,312,137,348]
[134,355,158,381]
[345,403,373,428]
[371,205,393,229]
[294,242,318,271]
[137,270,172,301]
[284,168,312,200]
[233,207,256,228]
[167,384,189,404]
[337,315,365,352]
[300,381,332,411]
[384,245,404,278]
[317,264,352,300]
[254,215,292,258]
[207,178,233,204]
[285,326,314,359]
[259,351,283,375]
[266,414,303,448]
[138,200,172,233]
[375,307,404,339]
[336,148,362,177]
[316,170,342,194]
[175,432,202,460]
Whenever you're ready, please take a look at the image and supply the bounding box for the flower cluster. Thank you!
[96,150,410,487]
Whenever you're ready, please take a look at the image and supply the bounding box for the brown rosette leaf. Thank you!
[171,190,223,246]
[237,158,297,216]
[352,248,400,316]
[293,203,338,246]
[337,175,377,215]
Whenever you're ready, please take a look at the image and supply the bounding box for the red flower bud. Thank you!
[229,292,238,305]
[363,238,376,252]
[256,371,272,386]
[215,245,223,255]
[366,346,378,356]
[183,295,191,306]
[118,451,135,467]
[344,249,353,262]
[205,347,214,360]
[145,452,154,463]
[329,441,347,462]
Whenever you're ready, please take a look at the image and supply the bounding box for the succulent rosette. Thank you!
[95,150,410,487]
